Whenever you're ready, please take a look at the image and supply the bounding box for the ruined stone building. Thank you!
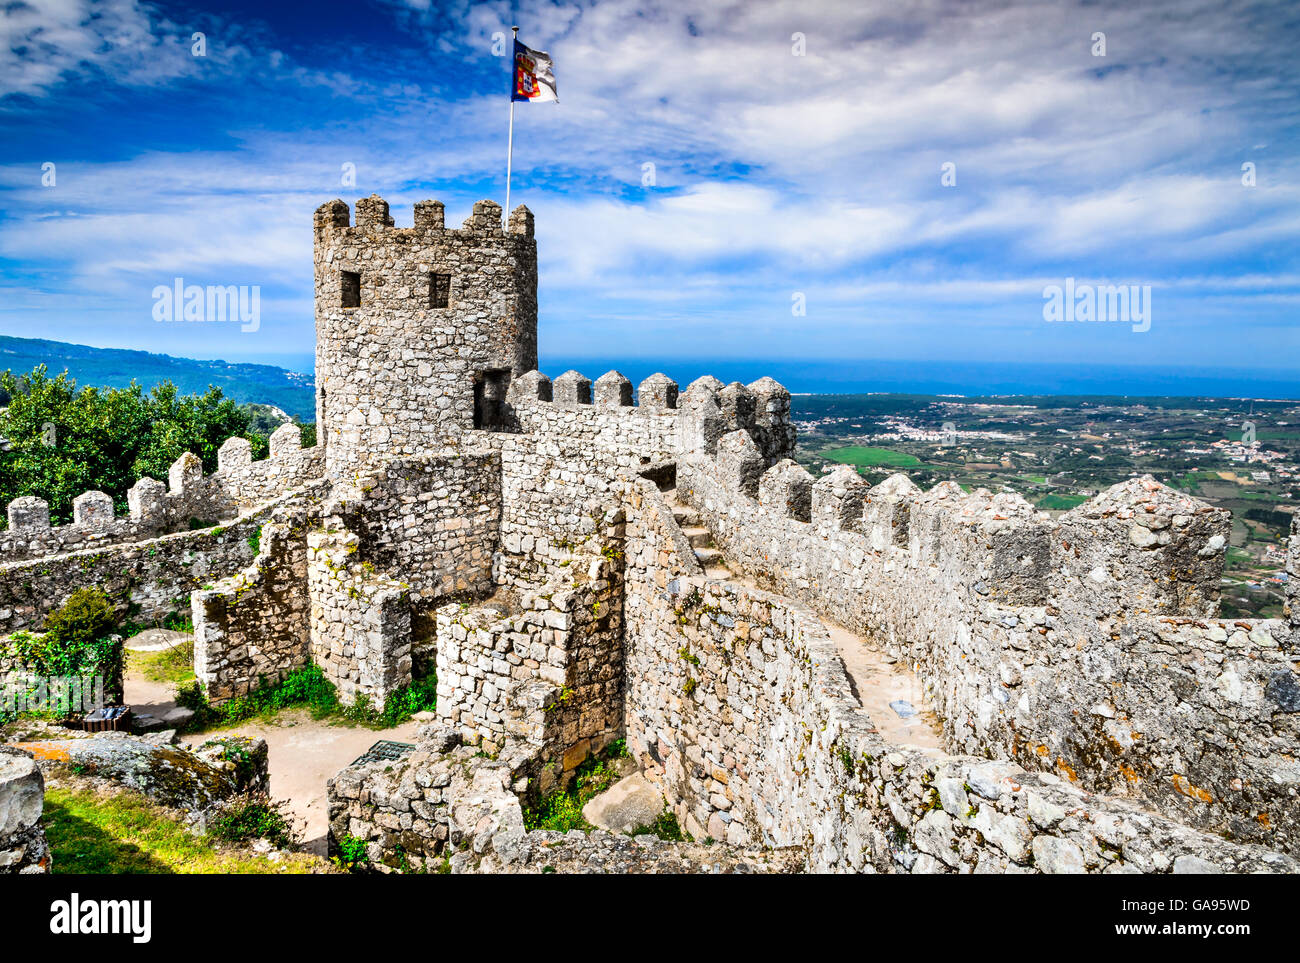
[2,195,1298,873]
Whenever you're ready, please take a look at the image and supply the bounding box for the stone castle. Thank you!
[2,194,1298,874]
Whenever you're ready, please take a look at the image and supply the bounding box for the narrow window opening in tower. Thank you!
[473,369,511,430]
[340,271,361,308]
[428,272,451,308]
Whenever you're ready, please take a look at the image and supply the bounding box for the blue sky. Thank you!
[1,0,1297,378]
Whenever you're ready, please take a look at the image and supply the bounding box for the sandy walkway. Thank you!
[124,658,421,856]
[181,712,422,855]
[819,621,944,751]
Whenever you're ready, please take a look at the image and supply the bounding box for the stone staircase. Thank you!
[668,493,735,580]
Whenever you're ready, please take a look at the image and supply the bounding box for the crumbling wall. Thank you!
[326,724,798,874]
[675,414,1300,855]
[434,550,624,769]
[192,520,312,703]
[0,485,323,636]
[307,527,412,711]
[334,451,500,642]
[0,428,323,565]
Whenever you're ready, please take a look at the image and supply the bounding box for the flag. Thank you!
[512,38,558,103]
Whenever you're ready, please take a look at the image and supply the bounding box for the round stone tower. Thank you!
[313,194,538,478]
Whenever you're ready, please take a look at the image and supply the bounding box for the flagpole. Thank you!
[505,25,518,224]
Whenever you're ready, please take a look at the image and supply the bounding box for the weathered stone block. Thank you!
[7,496,49,531]
[758,459,814,521]
[716,431,765,500]
[72,491,113,529]
[593,370,633,408]
[554,370,592,406]
[811,466,868,532]
[637,373,678,410]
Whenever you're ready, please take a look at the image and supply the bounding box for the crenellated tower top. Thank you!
[313,194,538,478]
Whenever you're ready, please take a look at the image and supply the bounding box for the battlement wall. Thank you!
[313,196,538,478]
[301,448,503,706]
[0,424,322,565]
[504,368,682,456]
[676,426,1300,855]
[617,481,1295,872]
[0,484,324,637]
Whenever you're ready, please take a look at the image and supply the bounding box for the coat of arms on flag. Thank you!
[512,39,558,103]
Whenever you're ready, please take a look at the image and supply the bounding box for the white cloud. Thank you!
[1,0,1297,366]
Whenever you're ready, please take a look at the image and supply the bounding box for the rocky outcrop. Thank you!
[15,733,267,818]
[0,746,49,874]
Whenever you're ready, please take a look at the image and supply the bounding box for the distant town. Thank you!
[792,394,1298,619]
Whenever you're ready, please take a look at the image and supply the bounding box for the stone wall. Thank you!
[676,431,1300,855]
[314,196,538,478]
[0,485,324,636]
[212,425,324,512]
[617,492,1298,872]
[193,520,312,703]
[505,368,682,461]
[333,450,501,640]
[0,746,49,874]
[326,724,798,874]
[0,429,322,565]
[434,550,624,767]
[307,527,413,710]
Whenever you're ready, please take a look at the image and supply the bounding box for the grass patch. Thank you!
[630,809,687,842]
[208,800,293,849]
[523,740,629,834]
[176,664,437,733]
[127,639,196,685]
[1035,493,1089,511]
[825,446,922,469]
[43,787,318,874]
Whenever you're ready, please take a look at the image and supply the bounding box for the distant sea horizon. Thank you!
[540,358,1300,400]
[122,350,1300,402]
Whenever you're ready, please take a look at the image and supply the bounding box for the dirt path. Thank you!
[122,633,422,856]
[181,712,422,855]
[818,621,943,751]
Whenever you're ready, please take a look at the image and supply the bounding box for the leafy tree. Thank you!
[0,366,267,524]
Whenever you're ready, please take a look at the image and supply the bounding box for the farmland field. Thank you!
[824,446,922,468]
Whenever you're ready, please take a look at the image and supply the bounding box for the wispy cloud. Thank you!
[0,0,1296,370]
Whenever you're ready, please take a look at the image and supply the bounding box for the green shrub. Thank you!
[177,665,437,734]
[208,800,292,849]
[174,679,208,712]
[11,587,121,679]
[210,664,341,726]
[365,674,437,729]
[161,610,193,634]
[523,743,627,834]
[631,810,686,842]
[335,834,370,871]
